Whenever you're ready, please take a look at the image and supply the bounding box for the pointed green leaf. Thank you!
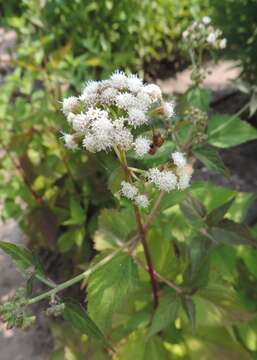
[0,241,44,276]
[87,253,139,330]
[114,330,170,360]
[193,145,228,176]
[180,194,207,224]
[210,220,257,248]
[63,301,111,349]
[182,297,196,334]
[208,114,257,148]
[148,290,180,337]
[207,197,235,226]
[186,88,211,111]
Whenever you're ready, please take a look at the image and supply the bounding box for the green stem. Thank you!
[28,247,123,305]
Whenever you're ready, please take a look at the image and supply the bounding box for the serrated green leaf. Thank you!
[208,114,257,148]
[193,145,228,176]
[0,241,44,276]
[210,220,257,248]
[63,198,85,225]
[114,330,170,360]
[180,194,207,224]
[63,301,111,349]
[87,253,139,330]
[57,227,85,253]
[107,166,125,194]
[94,208,136,251]
[182,297,196,334]
[148,290,180,337]
[207,197,235,226]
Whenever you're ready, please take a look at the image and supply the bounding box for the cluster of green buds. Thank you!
[0,288,35,330]
[184,107,209,146]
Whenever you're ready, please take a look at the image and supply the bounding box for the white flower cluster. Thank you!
[147,152,192,192]
[182,17,227,50]
[61,71,172,153]
[120,181,149,208]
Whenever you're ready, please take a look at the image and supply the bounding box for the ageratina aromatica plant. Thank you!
[2,19,257,358]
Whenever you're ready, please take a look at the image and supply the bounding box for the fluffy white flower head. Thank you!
[148,168,177,192]
[220,38,227,49]
[143,84,162,102]
[62,96,79,115]
[121,181,138,200]
[135,194,149,208]
[207,32,216,44]
[162,101,175,118]
[171,152,187,168]
[116,92,136,110]
[202,16,211,25]
[128,108,148,127]
[134,137,150,158]
[72,113,89,132]
[62,133,77,150]
[110,70,128,89]
[127,74,143,93]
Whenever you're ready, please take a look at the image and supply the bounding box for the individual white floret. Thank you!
[182,30,189,39]
[62,96,79,115]
[67,112,76,124]
[121,181,138,200]
[178,172,191,190]
[134,136,151,158]
[110,70,128,89]
[136,90,153,111]
[207,32,216,44]
[134,194,149,208]
[91,117,114,151]
[100,87,118,104]
[157,171,177,192]
[177,165,193,190]
[162,101,175,118]
[83,80,99,94]
[220,38,227,49]
[202,16,211,25]
[115,92,136,110]
[62,133,77,150]
[86,107,109,121]
[82,134,97,153]
[147,168,177,192]
[113,119,133,150]
[127,74,143,93]
[128,108,148,127]
[171,151,187,168]
[72,113,89,132]
[143,84,162,102]
[79,81,99,104]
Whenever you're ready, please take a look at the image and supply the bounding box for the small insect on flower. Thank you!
[134,194,149,208]
[171,152,187,168]
[134,137,151,158]
[121,181,138,200]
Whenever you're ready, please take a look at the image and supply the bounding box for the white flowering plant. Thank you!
[1,18,257,359]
